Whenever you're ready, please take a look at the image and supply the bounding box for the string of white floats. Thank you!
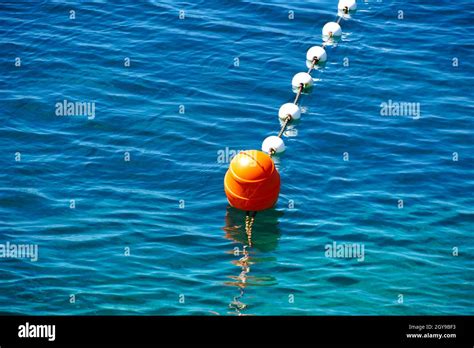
[261,0,358,155]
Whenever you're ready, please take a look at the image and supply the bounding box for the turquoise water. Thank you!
[0,0,473,315]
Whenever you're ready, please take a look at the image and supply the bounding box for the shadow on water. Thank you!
[222,206,283,315]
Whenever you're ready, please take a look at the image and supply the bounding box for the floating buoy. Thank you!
[291,72,313,91]
[338,0,357,12]
[322,22,342,39]
[278,103,301,121]
[262,136,285,154]
[306,46,327,63]
[224,150,280,211]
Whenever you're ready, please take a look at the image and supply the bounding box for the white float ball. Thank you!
[262,136,285,154]
[338,0,357,11]
[322,22,342,39]
[291,72,313,89]
[306,46,327,63]
[278,103,301,121]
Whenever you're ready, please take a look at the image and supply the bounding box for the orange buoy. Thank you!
[224,150,280,211]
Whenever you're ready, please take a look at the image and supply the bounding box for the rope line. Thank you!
[307,57,319,74]
[293,84,304,105]
[275,81,303,145]
[277,115,291,138]
[268,9,352,156]
[267,8,355,204]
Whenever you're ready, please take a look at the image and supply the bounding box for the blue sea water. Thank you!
[0,0,473,315]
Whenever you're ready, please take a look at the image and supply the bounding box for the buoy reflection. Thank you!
[223,207,282,315]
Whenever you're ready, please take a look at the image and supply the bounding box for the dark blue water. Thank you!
[0,0,473,315]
